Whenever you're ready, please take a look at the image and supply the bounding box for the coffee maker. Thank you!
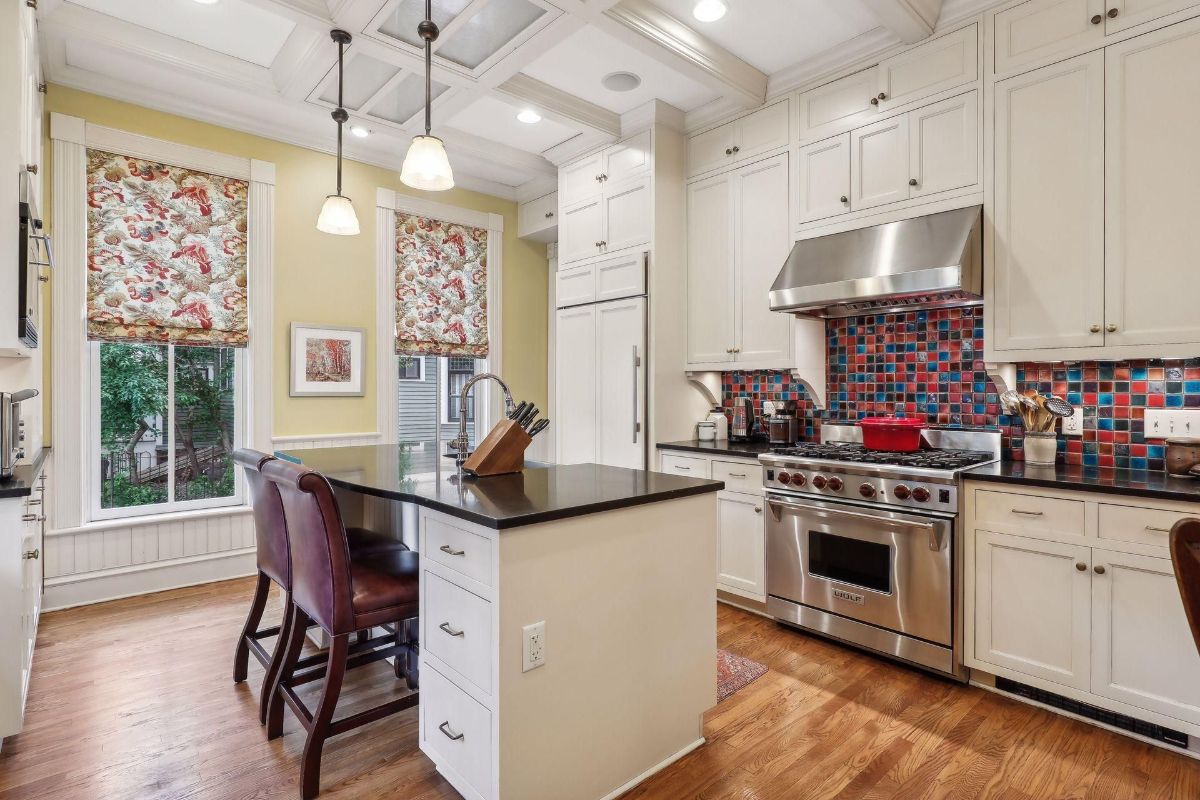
[1,389,37,479]
[730,398,755,441]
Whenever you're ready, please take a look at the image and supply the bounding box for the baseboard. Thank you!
[717,591,771,618]
[598,737,706,800]
[43,548,257,611]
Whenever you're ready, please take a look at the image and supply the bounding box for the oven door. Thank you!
[765,493,953,646]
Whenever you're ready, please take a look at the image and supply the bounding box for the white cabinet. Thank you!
[554,305,597,466]
[603,130,651,186]
[909,92,979,198]
[992,52,1105,352]
[18,3,41,200]
[559,175,650,267]
[850,114,910,211]
[1109,0,1200,32]
[994,0,1106,77]
[1,466,46,739]
[555,251,645,309]
[796,134,851,224]
[558,197,604,266]
[796,67,880,142]
[877,25,979,112]
[687,100,789,177]
[974,530,1093,690]
[517,192,557,243]
[686,154,792,369]
[717,493,766,601]
[559,151,606,207]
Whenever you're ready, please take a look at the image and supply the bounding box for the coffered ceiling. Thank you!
[36,0,1001,200]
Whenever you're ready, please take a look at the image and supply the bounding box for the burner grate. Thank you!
[772,442,994,471]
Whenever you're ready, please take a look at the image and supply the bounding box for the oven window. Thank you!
[808,531,892,594]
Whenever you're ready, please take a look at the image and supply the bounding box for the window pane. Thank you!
[99,343,169,509]
[173,346,237,503]
[446,357,477,423]
[396,356,484,471]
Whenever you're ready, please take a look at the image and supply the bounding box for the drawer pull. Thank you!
[439,544,466,557]
[438,622,465,638]
[674,465,691,471]
[438,721,465,741]
[728,472,747,479]
[22,514,39,522]
[23,549,39,560]
[1145,525,1171,533]
[1010,509,1044,517]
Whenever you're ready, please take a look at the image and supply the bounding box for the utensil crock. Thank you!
[1023,431,1058,466]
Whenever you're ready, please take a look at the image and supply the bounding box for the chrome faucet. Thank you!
[453,372,516,474]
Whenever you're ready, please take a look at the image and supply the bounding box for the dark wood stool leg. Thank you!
[259,592,295,726]
[301,634,350,800]
[398,617,418,689]
[234,572,272,683]
[267,604,309,741]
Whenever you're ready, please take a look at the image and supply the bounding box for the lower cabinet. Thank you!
[1,464,46,739]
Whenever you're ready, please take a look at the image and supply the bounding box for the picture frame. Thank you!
[290,323,366,397]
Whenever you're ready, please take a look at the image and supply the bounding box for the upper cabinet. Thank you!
[796,67,881,143]
[517,191,558,243]
[687,99,790,178]
[559,132,651,267]
[560,131,650,208]
[796,134,851,224]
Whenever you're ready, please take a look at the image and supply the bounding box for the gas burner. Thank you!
[771,442,995,471]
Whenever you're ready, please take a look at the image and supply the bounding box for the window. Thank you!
[446,357,477,423]
[398,356,425,381]
[94,343,242,518]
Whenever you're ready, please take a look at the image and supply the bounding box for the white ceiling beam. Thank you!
[855,0,944,44]
[495,75,621,138]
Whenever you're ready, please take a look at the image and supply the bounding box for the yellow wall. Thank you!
[41,85,548,441]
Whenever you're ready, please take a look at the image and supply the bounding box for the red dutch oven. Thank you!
[858,416,926,452]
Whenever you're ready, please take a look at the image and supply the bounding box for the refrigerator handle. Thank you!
[632,345,641,444]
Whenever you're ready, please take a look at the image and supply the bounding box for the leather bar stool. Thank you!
[232,449,414,726]
[261,458,420,800]
[1171,518,1200,657]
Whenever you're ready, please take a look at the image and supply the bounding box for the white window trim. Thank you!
[375,188,504,446]
[49,113,275,530]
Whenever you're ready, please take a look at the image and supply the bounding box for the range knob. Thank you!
[827,476,844,492]
[893,484,912,500]
[791,473,807,487]
[777,472,792,485]
[859,483,877,499]
[811,475,827,489]
[911,486,931,503]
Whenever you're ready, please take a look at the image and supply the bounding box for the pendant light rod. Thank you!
[330,29,352,196]
[418,0,439,137]
[318,28,361,235]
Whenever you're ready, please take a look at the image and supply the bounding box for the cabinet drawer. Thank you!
[974,489,1085,540]
[424,571,493,694]
[711,460,760,494]
[422,663,493,799]
[594,251,645,302]
[660,454,709,478]
[1097,503,1188,550]
[425,516,493,588]
[555,264,595,308]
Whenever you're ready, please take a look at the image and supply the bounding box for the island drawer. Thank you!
[660,454,709,478]
[424,571,493,695]
[711,460,760,494]
[425,516,494,587]
[974,489,1085,541]
[1098,504,1185,551]
[422,663,493,800]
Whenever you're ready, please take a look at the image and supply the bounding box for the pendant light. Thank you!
[400,0,455,191]
[317,29,361,235]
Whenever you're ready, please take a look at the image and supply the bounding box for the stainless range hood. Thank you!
[769,205,983,318]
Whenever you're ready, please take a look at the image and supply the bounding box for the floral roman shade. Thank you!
[86,149,249,347]
[394,213,489,358]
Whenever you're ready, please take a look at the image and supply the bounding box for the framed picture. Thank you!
[290,323,366,397]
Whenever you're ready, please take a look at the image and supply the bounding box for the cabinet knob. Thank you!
[600,173,608,181]
[754,506,762,514]
[1091,13,1103,23]
[1094,565,1106,575]
[839,195,848,204]
[23,549,39,560]
[599,241,606,248]
[878,92,887,101]
[1090,324,1102,333]
[1106,323,1118,333]
[1075,562,1087,571]
[1107,7,1118,17]
[544,211,554,218]
[731,145,740,153]
[870,97,879,106]
[725,148,733,155]
[26,164,38,175]
[909,178,918,186]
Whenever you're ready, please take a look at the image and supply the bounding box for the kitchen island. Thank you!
[279,445,723,800]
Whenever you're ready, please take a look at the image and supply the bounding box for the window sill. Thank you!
[50,504,252,537]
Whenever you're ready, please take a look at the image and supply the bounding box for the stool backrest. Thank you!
[1171,518,1200,657]
[232,449,289,587]
[261,459,354,634]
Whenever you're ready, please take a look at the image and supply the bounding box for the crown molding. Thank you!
[766,27,901,98]
[856,0,943,44]
[621,99,685,136]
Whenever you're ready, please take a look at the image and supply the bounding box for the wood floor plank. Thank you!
[1,579,1198,799]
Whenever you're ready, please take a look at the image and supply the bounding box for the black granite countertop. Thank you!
[0,447,49,499]
[278,444,724,529]
[656,439,776,460]
[964,460,1200,504]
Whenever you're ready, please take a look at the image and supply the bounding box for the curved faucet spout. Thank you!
[454,372,515,472]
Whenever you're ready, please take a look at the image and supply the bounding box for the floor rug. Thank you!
[717,649,768,702]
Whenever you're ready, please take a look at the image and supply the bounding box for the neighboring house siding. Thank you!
[397,356,470,445]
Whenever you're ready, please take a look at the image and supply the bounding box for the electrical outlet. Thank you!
[1143,410,1200,439]
[762,400,777,417]
[1061,407,1084,436]
[522,621,545,672]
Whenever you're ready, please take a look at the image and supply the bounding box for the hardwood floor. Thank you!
[2,579,1198,799]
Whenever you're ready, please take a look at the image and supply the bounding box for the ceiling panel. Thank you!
[369,73,450,125]
[649,0,881,75]
[435,0,548,69]
[522,26,717,114]
[378,0,473,48]
[447,95,579,154]
[318,53,402,110]
[66,0,296,68]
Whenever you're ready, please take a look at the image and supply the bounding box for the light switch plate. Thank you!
[1061,407,1084,436]
[522,621,545,672]
[1143,410,1200,439]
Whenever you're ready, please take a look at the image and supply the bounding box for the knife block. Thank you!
[463,419,532,477]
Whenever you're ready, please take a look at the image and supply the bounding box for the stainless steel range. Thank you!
[760,424,1000,680]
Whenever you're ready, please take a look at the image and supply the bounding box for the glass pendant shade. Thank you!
[400,135,455,191]
[316,194,361,235]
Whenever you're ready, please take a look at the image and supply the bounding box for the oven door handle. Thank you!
[766,497,944,551]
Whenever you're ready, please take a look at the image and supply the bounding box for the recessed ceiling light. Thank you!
[601,71,642,93]
[517,109,542,124]
[349,125,370,138]
[693,0,726,22]
[192,0,221,5]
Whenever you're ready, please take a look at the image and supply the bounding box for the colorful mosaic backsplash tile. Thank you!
[720,306,1200,470]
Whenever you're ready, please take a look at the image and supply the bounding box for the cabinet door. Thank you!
[733,99,790,161]
[994,0,1105,77]
[18,2,41,187]
[687,122,735,177]
[796,134,851,224]
[594,251,646,303]
[558,197,604,266]
[602,178,651,254]
[595,297,646,470]
[1104,19,1200,347]
[1091,549,1200,724]
[1108,0,1200,33]
[993,53,1105,351]
[877,24,978,112]
[974,530,1092,690]
[555,306,597,465]
[908,91,979,199]
[850,114,910,211]
[518,192,557,241]
[559,152,605,207]
[555,264,595,308]
[796,67,880,141]
[604,130,651,185]
[734,154,792,365]
[717,492,766,600]
[686,175,735,365]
